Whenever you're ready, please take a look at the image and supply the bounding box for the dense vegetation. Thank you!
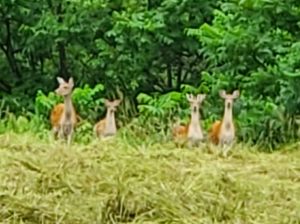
[1,0,300,149]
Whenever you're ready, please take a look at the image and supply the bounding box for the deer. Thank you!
[172,94,206,148]
[209,90,240,155]
[94,99,122,139]
[50,77,77,146]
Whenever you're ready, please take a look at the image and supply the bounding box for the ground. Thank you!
[0,132,299,224]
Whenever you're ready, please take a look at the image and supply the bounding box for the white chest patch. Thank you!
[188,124,203,141]
[219,125,235,144]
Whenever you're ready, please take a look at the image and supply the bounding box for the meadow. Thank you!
[0,132,299,224]
[2,0,300,223]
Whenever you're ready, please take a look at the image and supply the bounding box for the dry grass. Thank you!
[0,132,299,224]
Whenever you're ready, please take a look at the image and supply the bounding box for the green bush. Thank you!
[35,83,105,123]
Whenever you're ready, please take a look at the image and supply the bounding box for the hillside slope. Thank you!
[0,133,299,224]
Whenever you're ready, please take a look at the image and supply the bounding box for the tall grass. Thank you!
[0,132,299,223]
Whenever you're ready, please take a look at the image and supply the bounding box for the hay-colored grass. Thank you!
[0,132,299,224]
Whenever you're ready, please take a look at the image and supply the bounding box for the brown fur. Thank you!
[50,103,77,132]
[172,93,206,147]
[172,124,188,139]
[94,99,121,138]
[209,120,222,144]
[209,90,239,146]
[94,119,106,137]
[50,77,77,145]
[172,124,189,147]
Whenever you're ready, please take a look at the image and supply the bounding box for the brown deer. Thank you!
[94,99,122,138]
[50,77,77,146]
[172,94,206,147]
[209,90,239,155]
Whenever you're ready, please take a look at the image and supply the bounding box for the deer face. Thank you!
[186,94,206,113]
[219,90,240,109]
[105,99,121,113]
[55,77,74,96]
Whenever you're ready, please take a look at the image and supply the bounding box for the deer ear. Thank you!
[197,94,206,103]
[68,77,74,87]
[104,99,110,106]
[57,77,65,84]
[186,94,193,101]
[219,90,226,98]
[114,99,121,106]
[232,90,240,99]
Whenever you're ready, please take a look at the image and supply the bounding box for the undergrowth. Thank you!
[0,133,299,224]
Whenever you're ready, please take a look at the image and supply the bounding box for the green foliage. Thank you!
[183,0,300,149]
[34,91,60,117]
[2,0,300,149]
[35,83,105,122]
[72,84,105,121]
[0,113,47,136]
[137,91,182,120]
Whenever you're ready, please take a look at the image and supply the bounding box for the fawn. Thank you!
[94,99,121,138]
[50,77,77,146]
[209,90,239,154]
[172,94,206,147]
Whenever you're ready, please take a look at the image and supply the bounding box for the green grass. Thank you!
[0,132,299,224]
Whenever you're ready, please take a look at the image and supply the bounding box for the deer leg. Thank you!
[65,125,73,147]
[58,128,64,140]
[187,139,194,149]
[51,127,59,141]
[67,133,72,146]
[218,140,226,156]
[221,143,232,157]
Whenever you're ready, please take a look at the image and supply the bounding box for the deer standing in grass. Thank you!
[209,90,239,155]
[50,77,77,146]
[172,94,206,147]
[94,99,122,138]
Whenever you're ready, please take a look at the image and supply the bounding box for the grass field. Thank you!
[0,132,299,224]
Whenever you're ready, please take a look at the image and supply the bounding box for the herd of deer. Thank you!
[50,77,240,154]
[172,90,239,155]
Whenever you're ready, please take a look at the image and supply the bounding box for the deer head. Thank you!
[186,94,206,113]
[55,77,74,96]
[105,99,122,113]
[219,90,239,110]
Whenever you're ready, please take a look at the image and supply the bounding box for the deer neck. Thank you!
[222,102,233,129]
[188,109,203,139]
[63,94,73,121]
[191,110,200,126]
[104,109,117,135]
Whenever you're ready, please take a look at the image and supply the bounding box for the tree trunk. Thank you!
[57,41,68,78]
[0,80,11,93]
[2,19,21,81]
[167,64,172,89]
[56,3,68,79]
[176,64,182,90]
